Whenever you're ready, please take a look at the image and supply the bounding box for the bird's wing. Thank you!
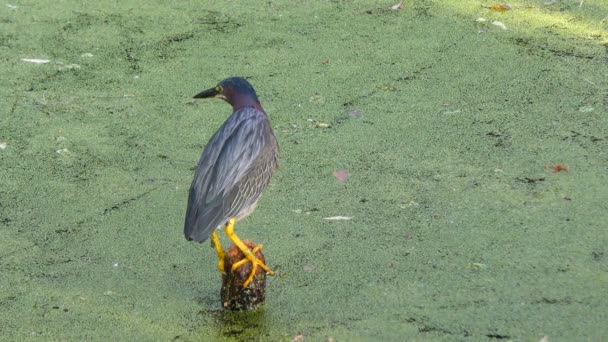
[184,107,272,242]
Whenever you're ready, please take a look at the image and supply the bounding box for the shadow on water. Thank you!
[199,303,269,340]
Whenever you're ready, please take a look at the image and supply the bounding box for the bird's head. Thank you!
[194,77,261,111]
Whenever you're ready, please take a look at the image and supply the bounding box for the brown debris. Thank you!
[488,4,512,11]
[333,170,348,183]
[221,240,267,311]
[545,163,569,173]
[552,163,569,173]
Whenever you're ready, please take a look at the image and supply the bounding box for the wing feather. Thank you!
[184,107,276,242]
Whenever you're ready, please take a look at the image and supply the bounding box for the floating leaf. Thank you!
[324,216,352,221]
[21,58,50,64]
[550,163,569,173]
[491,21,508,30]
[315,122,331,128]
[348,109,363,118]
[489,4,512,11]
[470,263,486,270]
[333,170,348,183]
[303,265,317,272]
[390,2,404,10]
[377,84,397,91]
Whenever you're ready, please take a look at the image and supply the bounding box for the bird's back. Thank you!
[184,106,279,242]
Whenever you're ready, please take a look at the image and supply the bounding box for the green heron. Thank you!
[185,77,279,288]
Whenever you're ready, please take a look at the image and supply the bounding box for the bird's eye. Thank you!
[216,86,222,93]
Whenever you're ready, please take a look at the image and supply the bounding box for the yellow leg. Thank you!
[210,231,225,273]
[224,218,275,287]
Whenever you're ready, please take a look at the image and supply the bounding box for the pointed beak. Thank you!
[193,87,219,99]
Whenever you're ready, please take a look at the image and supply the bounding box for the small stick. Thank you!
[220,240,267,311]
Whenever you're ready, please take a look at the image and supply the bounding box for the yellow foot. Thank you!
[231,244,275,287]
[224,218,275,288]
[231,245,263,271]
[231,244,275,288]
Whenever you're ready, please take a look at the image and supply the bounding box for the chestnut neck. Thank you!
[229,95,264,112]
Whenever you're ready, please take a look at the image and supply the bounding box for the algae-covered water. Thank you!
[1,1,607,341]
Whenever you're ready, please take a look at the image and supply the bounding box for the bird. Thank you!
[184,77,279,288]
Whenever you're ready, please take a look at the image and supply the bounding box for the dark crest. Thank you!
[219,77,259,102]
